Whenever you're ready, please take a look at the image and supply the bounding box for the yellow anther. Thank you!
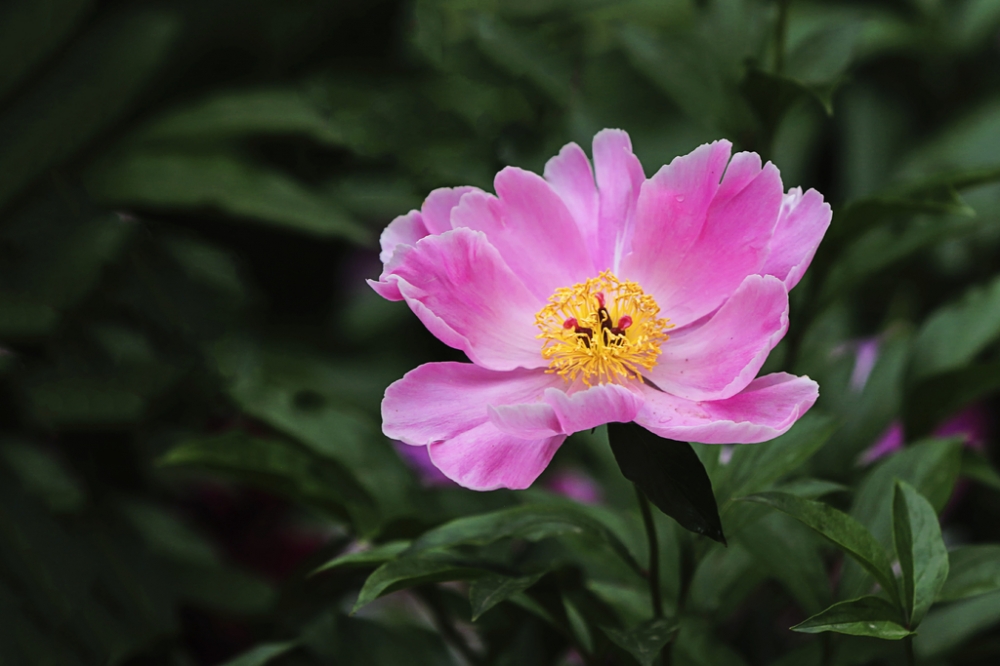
[535,271,671,386]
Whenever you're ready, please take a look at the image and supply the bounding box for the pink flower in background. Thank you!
[372,130,830,490]
[544,468,603,505]
[861,404,989,466]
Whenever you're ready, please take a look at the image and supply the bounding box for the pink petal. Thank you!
[421,186,482,235]
[374,228,546,370]
[488,383,642,438]
[544,142,600,261]
[373,187,483,300]
[761,187,832,290]
[592,129,646,270]
[634,373,819,444]
[715,152,762,203]
[383,362,562,446]
[374,210,429,300]
[648,274,789,401]
[623,147,782,326]
[452,169,594,301]
[619,140,732,318]
[379,210,428,265]
[858,421,904,466]
[428,422,565,490]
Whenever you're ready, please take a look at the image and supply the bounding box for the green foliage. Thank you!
[3,0,1000,664]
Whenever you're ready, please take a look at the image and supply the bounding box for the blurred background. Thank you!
[3,0,1000,664]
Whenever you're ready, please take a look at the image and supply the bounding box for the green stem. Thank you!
[635,485,663,619]
[905,634,916,666]
[774,0,792,75]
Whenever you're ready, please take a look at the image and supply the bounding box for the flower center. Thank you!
[535,270,671,386]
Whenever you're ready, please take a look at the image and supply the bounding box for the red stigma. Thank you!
[617,315,633,329]
[563,318,578,329]
[595,292,606,308]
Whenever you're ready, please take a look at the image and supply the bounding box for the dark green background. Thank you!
[3,0,1000,664]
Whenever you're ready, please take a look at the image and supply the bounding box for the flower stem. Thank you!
[905,635,916,666]
[774,0,792,75]
[635,485,663,618]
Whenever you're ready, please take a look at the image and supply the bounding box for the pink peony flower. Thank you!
[371,130,830,490]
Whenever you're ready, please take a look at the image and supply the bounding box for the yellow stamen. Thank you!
[535,271,672,386]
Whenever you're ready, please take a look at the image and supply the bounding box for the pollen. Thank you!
[535,271,672,386]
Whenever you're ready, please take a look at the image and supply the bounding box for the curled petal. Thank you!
[372,228,546,371]
[373,210,428,300]
[428,423,566,490]
[648,274,789,401]
[421,185,481,235]
[378,210,428,266]
[488,383,642,438]
[634,373,819,444]
[373,187,482,299]
[762,187,832,290]
[383,362,561,446]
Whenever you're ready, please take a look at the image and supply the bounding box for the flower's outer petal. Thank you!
[452,169,594,300]
[648,274,789,401]
[383,362,562,446]
[634,373,819,444]
[761,187,832,290]
[376,228,547,370]
[715,151,762,203]
[544,383,642,432]
[620,140,731,309]
[428,423,566,490]
[628,151,783,327]
[379,210,428,265]
[593,129,646,270]
[373,210,428,300]
[544,142,600,261]
[421,185,482,235]
[488,382,642,438]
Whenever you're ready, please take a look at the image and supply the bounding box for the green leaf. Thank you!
[938,545,1000,602]
[602,617,679,666]
[892,481,949,626]
[738,492,899,603]
[469,572,545,621]
[840,438,961,598]
[0,0,93,98]
[132,87,351,145]
[86,152,369,243]
[915,590,1000,659]
[0,10,179,208]
[353,553,488,612]
[715,413,836,509]
[792,596,913,639]
[820,215,979,303]
[960,449,1000,491]
[214,341,415,523]
[1,442,84,512]
[618,24,751,135]
[172,562,276,615]
[740,513,831,615]
[562,595,594,655]
[312,541,411,574]
[159,431,379,535]
[608,421,725,544]
[218,642,297,666]
[906,360,1000,438]
[409,504,643,574]
[910,274,1000,381]
[472,14,572,103]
